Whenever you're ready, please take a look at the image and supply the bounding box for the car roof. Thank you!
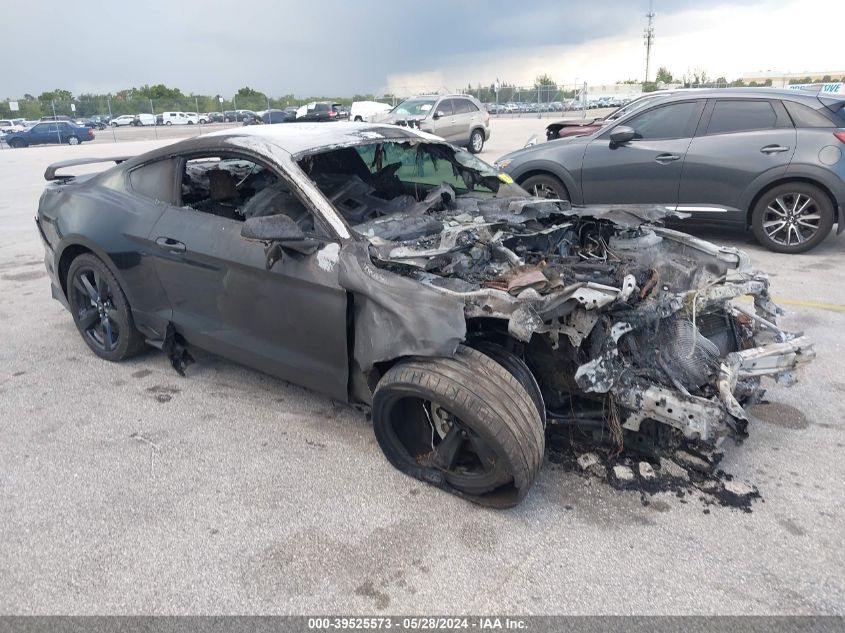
[635,87,841,105]
[203,121,440,156]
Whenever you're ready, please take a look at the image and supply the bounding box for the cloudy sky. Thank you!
[4,0,839,98]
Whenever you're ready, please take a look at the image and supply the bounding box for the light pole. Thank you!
[644,1,655,88]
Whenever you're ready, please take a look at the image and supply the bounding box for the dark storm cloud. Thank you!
[3,0,766,97]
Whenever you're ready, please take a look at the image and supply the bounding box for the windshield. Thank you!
[605,94,665,121]
[298,140,527,237]
[391,98,436,116]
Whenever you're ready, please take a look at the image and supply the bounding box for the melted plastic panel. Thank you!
[338,242,466,372]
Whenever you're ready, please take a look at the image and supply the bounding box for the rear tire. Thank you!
[67,136,79,145]
[751,183,834,253]
[372,345,544,507]
[520,173,569,201]
[67,254,147,362]
[468,128,485,154]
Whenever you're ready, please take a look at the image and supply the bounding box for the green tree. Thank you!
[534,73,555,87]
[134,84,185,100]
[236,86,266,98]
[38,89,73,102]
[655,67,673,84]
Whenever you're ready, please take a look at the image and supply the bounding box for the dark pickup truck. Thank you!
[5,121,94,147]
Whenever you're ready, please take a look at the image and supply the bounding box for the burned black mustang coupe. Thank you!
[37,123,814,507]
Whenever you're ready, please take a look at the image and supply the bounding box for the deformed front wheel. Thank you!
[372,346,545,507]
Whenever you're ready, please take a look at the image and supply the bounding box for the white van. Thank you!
[161,112,191,126]
[133,113,156,127]
[350,100,392,122]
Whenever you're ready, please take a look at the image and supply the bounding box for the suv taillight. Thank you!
[328,111,337,117]
[834,131,845,144]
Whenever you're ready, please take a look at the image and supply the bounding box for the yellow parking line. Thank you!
[732,295,845,313]
[735,295,845,313]
[772,297,845,313]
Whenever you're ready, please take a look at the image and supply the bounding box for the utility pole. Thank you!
[643,1,655,87]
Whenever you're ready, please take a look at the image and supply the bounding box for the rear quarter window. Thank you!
[128,158,178,204]
[784,100,839,127]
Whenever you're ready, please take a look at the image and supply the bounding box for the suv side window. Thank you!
[453,99,474,114]
[706,100,783,135]
[783,100,836,127]
[436,99,454,117]
[624,101,704,140]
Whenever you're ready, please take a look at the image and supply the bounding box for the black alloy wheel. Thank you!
[520,173,569,201]
[67,254,146,361]
[751,183,834,253]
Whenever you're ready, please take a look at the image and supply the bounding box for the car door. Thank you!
[429,98,458,141]
[452,98,481,144]
[677,99,796,222]
[57,122,72,142]
[580,99,705,204]
[29,123,53,145]
[146,153,350,401]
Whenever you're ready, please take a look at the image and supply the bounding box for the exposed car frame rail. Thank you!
[44,157,133,181]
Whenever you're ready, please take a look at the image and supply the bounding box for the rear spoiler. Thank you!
[44,156,133,181]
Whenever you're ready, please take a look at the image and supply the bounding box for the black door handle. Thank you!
[655,153,681,163]
[155,236,186,252]
[760,144,790,154]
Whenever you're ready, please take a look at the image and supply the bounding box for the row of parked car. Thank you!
[485,96,631,114]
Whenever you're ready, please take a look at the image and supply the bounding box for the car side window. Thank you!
[706,100,781,135]
[436,99,454,117]
[624,101,703,140]
[32,124,48,132]
[180,155,317,233]
[454,99,473,114]
[129,159,179,204]
[783,101,836,128]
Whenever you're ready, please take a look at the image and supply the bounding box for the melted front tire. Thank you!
[372,346,544,508]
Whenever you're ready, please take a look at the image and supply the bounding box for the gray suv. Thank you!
[496,89,845,253]
[376,94,491,153]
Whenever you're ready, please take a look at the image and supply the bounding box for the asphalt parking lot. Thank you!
[1,118,843,615]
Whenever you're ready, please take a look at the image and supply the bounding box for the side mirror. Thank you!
[609,125,635,145]
[241,214,305,242]
[432,110,444,120]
